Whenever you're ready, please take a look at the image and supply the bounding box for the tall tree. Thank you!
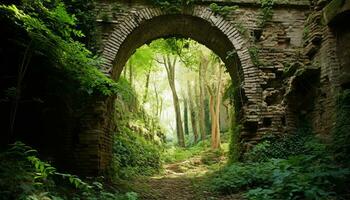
[207,64,223,149]
[143,67,152,104]
[198,56,209,140]
[188,81,199,143]
[162,54,185,147]
[183,97,189,136]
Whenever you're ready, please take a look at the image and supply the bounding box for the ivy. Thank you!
[147,0,194,13]
[248,46,262,66]
[258,0,275,28]
[209,3,239,18]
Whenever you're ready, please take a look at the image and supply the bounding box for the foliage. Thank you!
[248,46,262,66]
[0,1,118,96]
[207,135,350,199]
[332,89,350,166]
[209,3,239,18]
[243,128,312,163]
[62,0,99,53]
[234,22,248,36]
[258,0,275,28]
[147,0,194,13]
[228,126,240,163]
[162,140,210,163]
[115,77,138,105]
[112,80,165,179]
[0,142,138,200]
[112,129,162,179]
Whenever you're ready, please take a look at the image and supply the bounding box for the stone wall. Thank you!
[71,0,348,174]
[94,0,311,157]
[296,0,350,139]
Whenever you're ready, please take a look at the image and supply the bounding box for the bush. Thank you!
[0,142,138,200]
[244,123,312,162]
[207,135,350,199]
[112,129,162,179]
[161,140,210,164]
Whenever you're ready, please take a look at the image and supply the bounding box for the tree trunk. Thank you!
[188,81,199,143]
[199,61,207,141]
[143,68,151,104]
[207,65,223,149]
[209,94,217,149]
[154,84,160,118]
[214,66,223,149]
[163,55,185,147]
[183,98,189,135]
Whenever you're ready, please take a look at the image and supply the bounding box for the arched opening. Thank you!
[101,7,263,137]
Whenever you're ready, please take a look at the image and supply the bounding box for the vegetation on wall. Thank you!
[111,78,165,179]
[258,0,275,28]
[209,3,239,18]
[248,46,263,66]
[147,0,194,13]
[332,89,350,166]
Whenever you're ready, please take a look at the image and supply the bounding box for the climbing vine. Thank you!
[258,0,275,28]
[209,3,239,18]
[147,0,194,13]
[248,46,263,66]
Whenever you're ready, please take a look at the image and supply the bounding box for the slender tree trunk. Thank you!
[199,57,209,141]
[208,65,223,149]
[199,62,206,140]
[188,81,199,143]
[208,93,217,148]
[143,68,151,104]
[183,98,189,135]
[154,84,160,118]
[163,55,185,147]
[214,66,223,149]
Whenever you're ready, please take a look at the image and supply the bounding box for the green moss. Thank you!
[258,0,275,28]
[147,0,194,13]
[209,3,239,18]
[228,125,240,163]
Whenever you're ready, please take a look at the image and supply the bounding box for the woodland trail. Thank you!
[128,156,243,200]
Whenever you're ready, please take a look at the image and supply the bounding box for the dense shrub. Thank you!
[0,142,138,200]
[112,128,162,179]
[0,1,118,96]
[208,133,350,199]
[244,122,312,162]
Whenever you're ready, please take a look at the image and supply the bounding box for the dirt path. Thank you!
[128,156,243,200]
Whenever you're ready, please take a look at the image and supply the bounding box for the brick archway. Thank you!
[101,6,263,133]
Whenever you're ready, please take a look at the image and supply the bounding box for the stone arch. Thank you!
[101,6,263,134]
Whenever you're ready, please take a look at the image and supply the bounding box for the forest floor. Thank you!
[127,149,243,200]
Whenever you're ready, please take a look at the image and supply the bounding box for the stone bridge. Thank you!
[56,0,350,175]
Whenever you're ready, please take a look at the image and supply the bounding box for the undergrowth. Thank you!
[110,78,165,179]
[206,126,350,199]
[0,142,138,200]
